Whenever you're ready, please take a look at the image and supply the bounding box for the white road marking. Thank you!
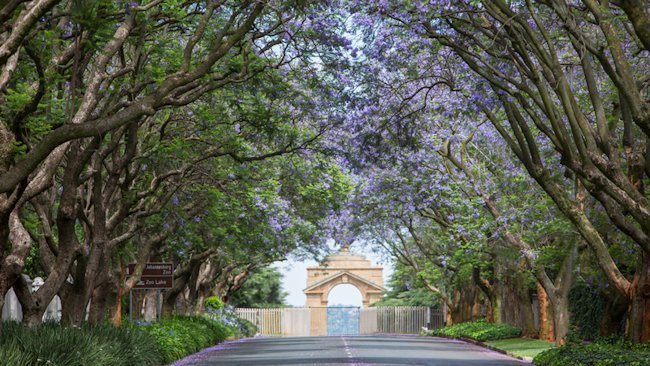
[342,336,370,366]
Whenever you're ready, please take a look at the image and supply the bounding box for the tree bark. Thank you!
[600,291,628,336]
[0,207,31,331]
[552,296,570,346]
[537,282,555,341]
[628,251,650,342]
[472,266,498,323]
[111,284,126,326]
[88,281,113,325]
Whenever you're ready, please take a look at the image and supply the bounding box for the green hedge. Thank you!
[533,339,650,366]
[137,315,233,364]
[425,319,522,342]
[1,316,236,366]
[0,321,160,366]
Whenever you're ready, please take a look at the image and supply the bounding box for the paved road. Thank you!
[173,335,530,366]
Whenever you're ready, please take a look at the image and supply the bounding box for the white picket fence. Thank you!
[235,308,311,336]
[282,308,312,336]
[235,306,439,337]
[360,307,378,334]
[374,306,431,334]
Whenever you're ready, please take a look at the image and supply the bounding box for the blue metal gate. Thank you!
[327,306,360,335]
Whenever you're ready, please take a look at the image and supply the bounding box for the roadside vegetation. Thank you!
[136,316,234,365]
[425,319,521,342]
[0,321,160,366]
[0,312,256,366]
[533,338,650,366]
[424,320,553,359]
[425,319,650,365]
[0,298,257,366]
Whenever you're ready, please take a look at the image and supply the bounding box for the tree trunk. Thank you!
[518,288,536,338]
[21,306,44,327]
[552,296,570,346]
[491,293,502,324]
[0,207,32,331]
[61,292,88,325]
[448,285,477,324]
[14,277,47,328]
[60,245,108,326]
[472,292,483,319]
[0,273,18,333]
[537,282,555,341]
[472,266,498,323]
[111,288,124,326]
[484,298,494,323]
[60,266,91,326]
[162,272,190,318]
[628,251,650,342]
[162,282,187,318]
[162,294,177,318]
[600,291,627,336]
[445,302,453,325]
[88,283,113,325]
[498,263,536,337]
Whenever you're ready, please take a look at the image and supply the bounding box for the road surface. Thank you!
[173,335,530,365]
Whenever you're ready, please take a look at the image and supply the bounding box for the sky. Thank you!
[274,247,394,307]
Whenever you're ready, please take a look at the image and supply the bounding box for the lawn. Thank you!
[485,338,555,359]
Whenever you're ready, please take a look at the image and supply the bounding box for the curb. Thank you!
[423,334,533,364]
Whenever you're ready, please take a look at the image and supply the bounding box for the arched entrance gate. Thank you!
[303,250,385,336]
[234,250,443,336]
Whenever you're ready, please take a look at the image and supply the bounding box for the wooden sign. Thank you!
[127,263,173,289]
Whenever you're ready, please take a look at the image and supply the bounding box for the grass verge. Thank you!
[485,338,554,359]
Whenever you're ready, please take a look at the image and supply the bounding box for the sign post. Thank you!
[127,263,174,322]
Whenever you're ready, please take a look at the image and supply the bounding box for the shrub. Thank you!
[0,321,160,366]
[426,319,522,342]
[235,318,258,338]
[205,304,257,337]
[0,316,237,365]
[204,296,225,311]
[533,338,650,366]
[138,315,232,364]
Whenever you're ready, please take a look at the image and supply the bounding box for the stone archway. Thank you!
[304,250,385,308]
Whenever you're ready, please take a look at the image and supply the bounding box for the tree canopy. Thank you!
[1,0,649,345]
